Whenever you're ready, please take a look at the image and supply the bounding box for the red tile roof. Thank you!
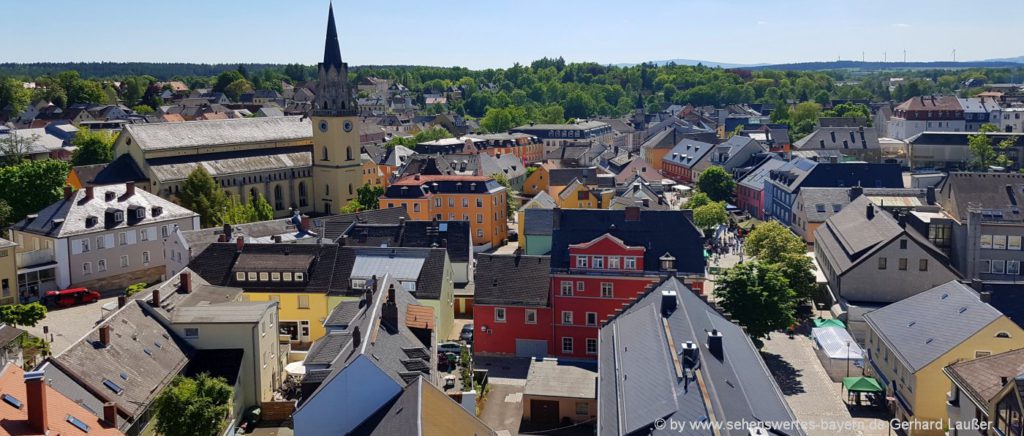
[0,363,123,435]
[405,304,435,330]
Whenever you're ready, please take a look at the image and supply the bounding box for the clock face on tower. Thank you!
[319,120,328,132]
[343,120,353,132]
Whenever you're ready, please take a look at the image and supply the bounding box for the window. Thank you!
[462,198,468,207]
[899,239,907,249]
[993,260,1006,274]
[576,256,588,268]
[258,272,269,281]
[321,146,329,161]
[898,258,907,271]
[477,229,484,238]
[577,281,585,292]
[476,199,483,207]
[562,311,573,325]
[600,282,613,298]
[993,234,1009,250]
[97,259,106,272]
[586,338,598,355]
[83,262,92,275]
[1010,236,1022,250]
[476,214,483,224]
[576,400,589,415]
[236,272,246,281]
[560,281,573,296]
[981,235,993,249]
[283,272,293,281]
[1009,260,1021,275]
[96,236,105,249]
[140,228,150,241]
[562,337,573,353]
[586,312,597,326]
[448,198,455,207]
[815,204,825,213]
[592,256,604,269]
[980,259,992,273]
[142,251,150,265]
[297,295,310,309]
[161,225,170,238]
[495,307,506,323]
[919,259,927,271]
[295,272,305,281]
[81,239,90,252]
[120,255,129,268]
[878,257,887,270]
[66,416,90,433]
[184,328,199,339]
[976,351,992,358]
[271,272,281,281]
[624,257,636,270]
[525,309,537,324]
[608,256,620,269]
[119,232,128,246]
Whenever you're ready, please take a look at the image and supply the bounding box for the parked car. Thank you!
[44,287,101,308]
[460,323,474,343]
[438,341,463,355]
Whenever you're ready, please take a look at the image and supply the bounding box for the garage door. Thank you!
[515,339,548,358]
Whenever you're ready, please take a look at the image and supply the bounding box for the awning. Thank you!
[812,327,864,360]
[843,376,883,393]
[813,318,845,329]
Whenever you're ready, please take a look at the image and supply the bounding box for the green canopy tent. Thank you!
[813,318,845,329]
[843,376,883,406]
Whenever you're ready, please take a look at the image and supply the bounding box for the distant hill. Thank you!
[615,58,763,69]
[744,60,1024,71]
[0,62,294,80]
[984,56,1024,64]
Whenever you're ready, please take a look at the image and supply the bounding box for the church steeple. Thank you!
[323,3,343,70]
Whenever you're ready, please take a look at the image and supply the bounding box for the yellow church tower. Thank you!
[311,3,362,215]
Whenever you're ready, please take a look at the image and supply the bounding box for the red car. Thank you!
[45,288,101,308]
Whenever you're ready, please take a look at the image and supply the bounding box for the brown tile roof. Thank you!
[894,95,963,112]
[945,348,1024,405]
[0,363,123,436]
[161,114,185,123]
[390,174,491,186]
[405,304,435,330]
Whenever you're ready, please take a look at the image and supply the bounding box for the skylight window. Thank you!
[120,372,129,381]
[67,415,90,432]
[103,379,124,394]
[2,393,22,409]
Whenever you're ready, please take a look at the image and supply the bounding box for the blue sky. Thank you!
[3,0,1019,68]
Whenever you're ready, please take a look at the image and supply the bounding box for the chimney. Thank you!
[707,329,724,360]
[84,186,94,202]
[223,224,233,240]
[866,204,874,220]
[217,234,226,242]
[99,324,112,347]
[235,236,244,252]
[117,295,126,308]
[382,285,399,329]
[971,278,985,293]
[123,182,136,198]
[352,325,361,348]
[980,291,992,304]
[272,235,283,243]
[849,185,863,201]
[179,272,192,294]
[103,402,117,427]
[63,186,73,201]
[680,341,699,371]
[624,206,641,222]
[151,289,160,306]
[661,289,678,317]
[926,186,936,205]
[25,371,47,434]
[1002,376,1010,386]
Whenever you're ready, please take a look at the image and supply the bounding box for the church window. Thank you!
[322,146,329,161]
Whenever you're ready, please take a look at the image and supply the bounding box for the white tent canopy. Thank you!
[813,327,864,360]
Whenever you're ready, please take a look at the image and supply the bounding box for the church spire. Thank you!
[323,3,343,69]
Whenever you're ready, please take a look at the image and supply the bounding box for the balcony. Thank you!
[16,249,55,269]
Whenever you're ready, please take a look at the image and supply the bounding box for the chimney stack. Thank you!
[84,186,94,202]
[179,272,192,294]
[117,295,126,308]
[382,284,399,329]
[236,236,244,252]
[63,186,73,201]
[25,371,47,434]
[926,186,936,205]
[866,204,874,220]
[103,402,118,427]
[223,223,233,240]
[99,324,112,347]
[980,291,992,303]
[971,278,985,293]
[301,216,311,232]
[151,289,160,306]
[124,181,135,198]
[680,341,699,371]
[849,185,863,201]
[661,289,678,317]
[707,329,724,360]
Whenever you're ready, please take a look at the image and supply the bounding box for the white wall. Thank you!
[292,355,403,436]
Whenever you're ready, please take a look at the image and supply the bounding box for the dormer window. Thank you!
[295,272,305,281]
[236,272,246,281]
[114,211,124,222]
[152,206,163,216]
[247,272,257,281]
[134,207,145,220]
[259,272,269,281]
[576,256,588,269]
[105,192,116,202]
[283,272,293,281]
[85,216,98,227]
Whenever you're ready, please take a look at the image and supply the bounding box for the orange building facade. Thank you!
[380,175,508,249]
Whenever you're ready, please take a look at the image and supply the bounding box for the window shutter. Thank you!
[71,239,83,255]
[147,228,157,241]
[105,234,115,248]
[126,230,137,244]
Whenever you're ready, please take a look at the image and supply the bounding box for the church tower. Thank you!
[311,3,362,215]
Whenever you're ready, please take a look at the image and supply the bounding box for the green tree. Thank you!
[969,123,1013,169]
[0,78,30,117]
[744,221,816,300]
[125,283,148,297]
[179,167,228,228]
[131,104,154,114]
[824,102,871,122]
[0,131,40,165]
[696,166,735,202]
[693,202,728,235]
[686,191,713,210]
[714,262,796,348]
[480,106,526,133]
[0,160,70,224]
[224,78,253,102]
[0,303,47,327]
[250,193,274,221]
[357,185,384,210]
[0,200,12,229]
[790,101,822,137]
[70,127,115,166]
[492,173,518,216]
[153,374,233,436]
[213,70,245,93]
[340,198,363,213]
[537,105,565,124]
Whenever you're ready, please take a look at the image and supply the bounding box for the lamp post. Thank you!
[846,341,852,379]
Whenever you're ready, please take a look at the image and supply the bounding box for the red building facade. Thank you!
[472,304,553,355]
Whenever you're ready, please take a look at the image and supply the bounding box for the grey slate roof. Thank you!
[520,191,557,210]
[938,172,1024,223]
[798,188,852,222]
[122,116,311,151]
[793,127,880,151]
[319,207,410,241]
[662,138,716,169]
[524,359,596,399]
[473,254,550,306]
[599,278,802,436]
[737,156,787,190]
[11,183,197,238]
[548,167,598,186]
[864,281,1003,372]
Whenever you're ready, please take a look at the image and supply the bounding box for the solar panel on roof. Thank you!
[2,394,22,409]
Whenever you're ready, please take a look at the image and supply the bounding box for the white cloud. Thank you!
[757,20,768,25]
[892,23,912,28]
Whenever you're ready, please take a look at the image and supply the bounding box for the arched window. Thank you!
[249,188,258,200]
[347,146,353,161]
[996,331,1012,338]
[325,184,330,196]
[348,184,353,195]
[322,146,329,161]
[274,185,283,210]
[298,182,308,208]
